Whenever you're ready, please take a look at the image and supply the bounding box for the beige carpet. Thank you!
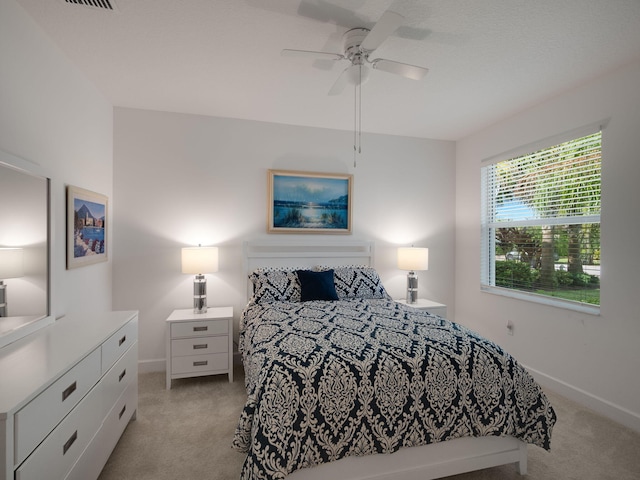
[99,366,640,480]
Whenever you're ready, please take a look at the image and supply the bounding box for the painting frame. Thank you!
[66,185,108,269]
[268,169,353,234]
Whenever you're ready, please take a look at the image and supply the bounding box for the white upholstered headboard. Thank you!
[243,240,375,300]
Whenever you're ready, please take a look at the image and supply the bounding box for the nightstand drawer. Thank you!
[171,319,228,338]
[425,306,447,317]
[397,299,447,319]
[172,336,228,357]
[171,353,228,375]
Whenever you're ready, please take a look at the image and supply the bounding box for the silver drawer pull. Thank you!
[63,430,78,455]
[119,404,127,420]
[62,381,77,402]
[119,335,127,346]
[193,360,208,366]
[119,369,126,382]
[193,326,208,332]
[193,344,208,350]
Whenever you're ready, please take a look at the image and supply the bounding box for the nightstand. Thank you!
[396,298,447,319]
[165,307,233,389]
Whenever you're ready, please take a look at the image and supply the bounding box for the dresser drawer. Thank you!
[171,353,228,375]
[64,381,137,480]
[14,347,102,466]
[15,380,103,480]
[100,380,137,456]
[102,319,138,373]
[101,341,137,418]
[171,319,228,339]
[171,336,227,357]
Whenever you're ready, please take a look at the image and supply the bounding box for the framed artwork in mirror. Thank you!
[67,185,108,269]
[267,170,352,234]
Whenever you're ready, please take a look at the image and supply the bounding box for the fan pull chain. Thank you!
[358,70,362,153]
[354,81,357,167]
[353,63,363,168]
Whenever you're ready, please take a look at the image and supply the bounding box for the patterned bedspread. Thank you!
[233,299,556,480]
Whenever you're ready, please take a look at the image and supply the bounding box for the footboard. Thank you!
[286,436,527,480]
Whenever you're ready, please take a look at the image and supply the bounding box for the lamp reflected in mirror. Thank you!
[0,248,24,317]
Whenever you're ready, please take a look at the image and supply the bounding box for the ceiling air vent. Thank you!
[60,0,119,12]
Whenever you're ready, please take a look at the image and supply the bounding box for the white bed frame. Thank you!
[243,239,377,300]
[242,240,527,480]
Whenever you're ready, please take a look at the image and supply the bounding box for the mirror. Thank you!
[0,150,53,348]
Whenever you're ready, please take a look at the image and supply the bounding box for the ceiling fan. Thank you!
[282,10,429,95]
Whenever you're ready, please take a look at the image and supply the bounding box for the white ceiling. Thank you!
[16,0,640,140]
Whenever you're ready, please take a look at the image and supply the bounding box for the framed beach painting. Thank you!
[268,169,353,234]
[67,185,108,268]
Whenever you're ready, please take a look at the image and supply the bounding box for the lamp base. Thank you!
[193,274,207,314]
[406,271,418,304]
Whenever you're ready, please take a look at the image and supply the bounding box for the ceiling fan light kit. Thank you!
[346,63,370,86]
[282,10,429,163]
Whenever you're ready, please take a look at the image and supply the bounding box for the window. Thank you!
[481,129,602,311]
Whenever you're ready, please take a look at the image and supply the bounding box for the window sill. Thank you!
[481,285,601,316]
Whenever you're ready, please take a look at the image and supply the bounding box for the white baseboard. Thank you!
[524,364,640,433]
[138,358,165,373]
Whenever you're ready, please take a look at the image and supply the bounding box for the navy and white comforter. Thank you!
[233,299,556,480]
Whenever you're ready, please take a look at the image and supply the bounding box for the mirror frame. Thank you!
[0,149,54,348]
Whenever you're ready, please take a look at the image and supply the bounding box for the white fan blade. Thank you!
[360,11,404,52]
[281,49,344,61]
[372,59,429,80]
[328,66,351,95]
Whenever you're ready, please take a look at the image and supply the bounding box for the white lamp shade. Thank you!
[181,246,219,274]
[397,247,429,271]
[0,248,24,279]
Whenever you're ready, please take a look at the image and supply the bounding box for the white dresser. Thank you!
[0,310,138,480]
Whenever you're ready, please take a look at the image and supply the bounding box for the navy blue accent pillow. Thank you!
[297,269,339,302]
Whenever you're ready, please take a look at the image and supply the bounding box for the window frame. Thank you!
[480,122,605,315]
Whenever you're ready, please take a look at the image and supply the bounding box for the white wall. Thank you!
[455,59,640,430]
[0,0,113,317]
[113,108,456,369]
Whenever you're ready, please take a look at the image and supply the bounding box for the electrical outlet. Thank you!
[506,320,514,336]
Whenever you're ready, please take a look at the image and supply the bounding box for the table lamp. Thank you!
[397,247,429,304]
[181,245,218,314]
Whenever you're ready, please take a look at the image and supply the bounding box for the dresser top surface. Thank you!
[0,310,138,416]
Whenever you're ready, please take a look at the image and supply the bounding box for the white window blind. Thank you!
[480,130,602,310]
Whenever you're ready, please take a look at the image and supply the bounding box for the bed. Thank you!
[233,241,556,480]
